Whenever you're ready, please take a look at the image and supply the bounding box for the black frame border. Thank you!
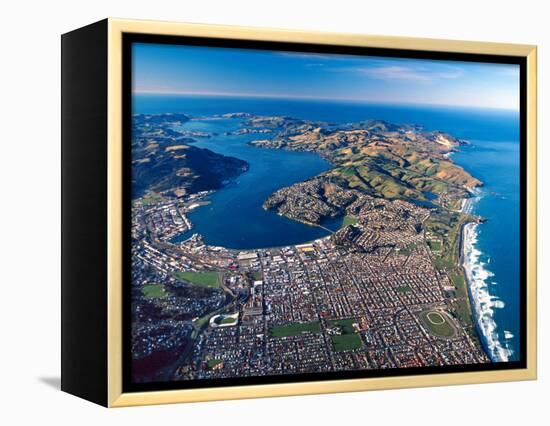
[122,33,528,394]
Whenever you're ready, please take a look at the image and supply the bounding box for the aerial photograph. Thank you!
[129,42,520,384]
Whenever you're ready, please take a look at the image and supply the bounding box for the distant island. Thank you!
[130,112,490,383]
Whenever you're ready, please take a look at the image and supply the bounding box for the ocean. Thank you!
[134,94,521,363]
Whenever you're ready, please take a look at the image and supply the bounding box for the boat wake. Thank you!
[462,221,513,362]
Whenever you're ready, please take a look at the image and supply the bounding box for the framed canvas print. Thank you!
[61,18,537,407]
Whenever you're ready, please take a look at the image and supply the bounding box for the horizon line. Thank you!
[133,89,520,112]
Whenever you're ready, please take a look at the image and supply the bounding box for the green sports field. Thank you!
[342,215,359,227]
[207,359,223,369]
[420,310,456,338]
[141,284,167,299]
[327,318,357,334]
[174,271,219,288]
[269,321,321,337]
[428,240,442,252]
[331,334,362,351]
[327,318,363,351]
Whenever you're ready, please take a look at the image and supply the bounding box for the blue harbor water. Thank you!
[134,94,521,362]
[172,117,343,249]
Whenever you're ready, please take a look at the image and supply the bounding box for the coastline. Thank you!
[460,192,510,363]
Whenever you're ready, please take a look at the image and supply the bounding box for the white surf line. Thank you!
[462,215,512,363]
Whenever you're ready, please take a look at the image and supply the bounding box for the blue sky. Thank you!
[132,43,520,110]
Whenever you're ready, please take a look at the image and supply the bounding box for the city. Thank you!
[130,112,489,383]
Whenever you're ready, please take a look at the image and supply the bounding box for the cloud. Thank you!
[494,65,520,78]
[333,64,464,83]
[275,51,345,61]
[275,52,467,83]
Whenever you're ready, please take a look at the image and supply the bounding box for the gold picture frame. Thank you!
[61,18,537,407]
